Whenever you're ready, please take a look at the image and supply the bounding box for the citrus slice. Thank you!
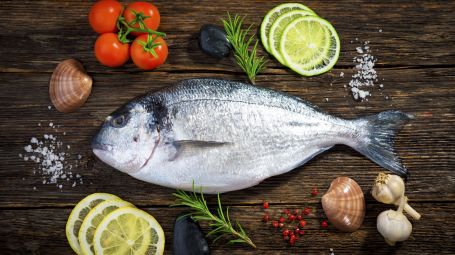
[268,10,314,64]
[260,3,316,53]
[66,193,120,255]
[93,207,165,255]
[79,199,134,255]
[280,16,340,76]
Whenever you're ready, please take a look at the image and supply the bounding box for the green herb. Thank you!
[222,13,267,85]
[172,186,256,248]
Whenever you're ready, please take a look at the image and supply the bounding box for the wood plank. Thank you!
[0,203,453,254]
[1,1,454,254]
[0,0,454,73]
[0,68,453,207]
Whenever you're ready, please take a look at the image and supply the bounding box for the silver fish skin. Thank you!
[92,79,411,194]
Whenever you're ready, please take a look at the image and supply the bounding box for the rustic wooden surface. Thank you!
[0,0,454,254]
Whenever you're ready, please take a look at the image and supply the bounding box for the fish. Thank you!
[92,78,412,194]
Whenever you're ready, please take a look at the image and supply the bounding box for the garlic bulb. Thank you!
[377,197,412,246]
[372,173,421,220]
[372,173,404,203]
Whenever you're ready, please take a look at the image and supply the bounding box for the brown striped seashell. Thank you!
[322,177,365,232]
[49,59,92,113]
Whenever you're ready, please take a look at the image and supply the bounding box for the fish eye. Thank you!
[110,115,127,128]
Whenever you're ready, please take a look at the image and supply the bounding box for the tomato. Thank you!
[94,33,130,67]
[123,2,160,36]
[130,35,168,70]
[89,0,123,34]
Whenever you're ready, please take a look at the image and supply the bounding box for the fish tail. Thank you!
[354,110,413,179]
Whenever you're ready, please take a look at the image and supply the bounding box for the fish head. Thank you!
[91,102,160,173]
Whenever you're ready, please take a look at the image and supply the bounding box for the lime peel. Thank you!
[280,16,340,76]
[268,9,315,64]
[260,3,315,53]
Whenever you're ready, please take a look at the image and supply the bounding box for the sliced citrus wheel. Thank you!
[66,193,120,255]
[93,207,165,255]
[268,10,315,64]
[79,199,134,255]
[260,3,315,53]
[280,16,340,76]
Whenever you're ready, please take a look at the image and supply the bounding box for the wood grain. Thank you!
[0,0,454,73]
[1,203,454,254]
[0,0,454,254]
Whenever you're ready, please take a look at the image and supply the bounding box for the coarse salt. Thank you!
[347,41,380,101]
[20,121,84,190]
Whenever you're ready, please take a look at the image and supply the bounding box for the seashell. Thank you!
[322,177,365,232]
[49,59,92,113]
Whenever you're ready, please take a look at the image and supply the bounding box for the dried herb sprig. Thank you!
[172,186,256,248]
[222,13,267,85]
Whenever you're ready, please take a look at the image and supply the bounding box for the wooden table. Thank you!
[1,0,454,254]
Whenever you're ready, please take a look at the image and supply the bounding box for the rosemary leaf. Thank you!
[171,185,256,248]
[222,13,267,84]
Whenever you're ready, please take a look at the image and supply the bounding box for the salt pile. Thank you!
[20,121,83,190]
[348,41,382,101]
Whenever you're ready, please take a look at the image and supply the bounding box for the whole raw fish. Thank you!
[92,79,411,193]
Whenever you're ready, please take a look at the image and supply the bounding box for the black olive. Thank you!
[198,24,232,58]
[173,214,210,255]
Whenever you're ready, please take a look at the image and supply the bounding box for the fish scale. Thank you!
[92,78,411,193]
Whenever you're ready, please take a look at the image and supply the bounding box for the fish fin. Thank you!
[170,140,230,161]
[355,110,413,179]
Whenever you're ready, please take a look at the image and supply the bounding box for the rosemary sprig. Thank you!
[222,13,267,85]
[172,186,256,248]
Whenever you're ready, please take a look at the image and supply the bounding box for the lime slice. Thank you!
[66,193,120,255]
[260,3,316,53]
[93,207,165,255]
[78,199,134,255]
[280,16,340,76]
[268,10,315,64]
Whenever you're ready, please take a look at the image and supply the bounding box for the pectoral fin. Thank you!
[170,140,231,161]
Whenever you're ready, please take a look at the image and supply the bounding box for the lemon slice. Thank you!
[93,207,165,255]
[260,3,315,53]
[66,193,120,255]
[79,199,134,255]
[268,10,315,64]
[280,16,340,76]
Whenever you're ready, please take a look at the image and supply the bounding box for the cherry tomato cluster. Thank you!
[89,0,168,70]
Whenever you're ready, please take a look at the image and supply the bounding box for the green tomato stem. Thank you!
[116,16,165,44]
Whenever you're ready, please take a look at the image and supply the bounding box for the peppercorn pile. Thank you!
[261,187,329,246]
